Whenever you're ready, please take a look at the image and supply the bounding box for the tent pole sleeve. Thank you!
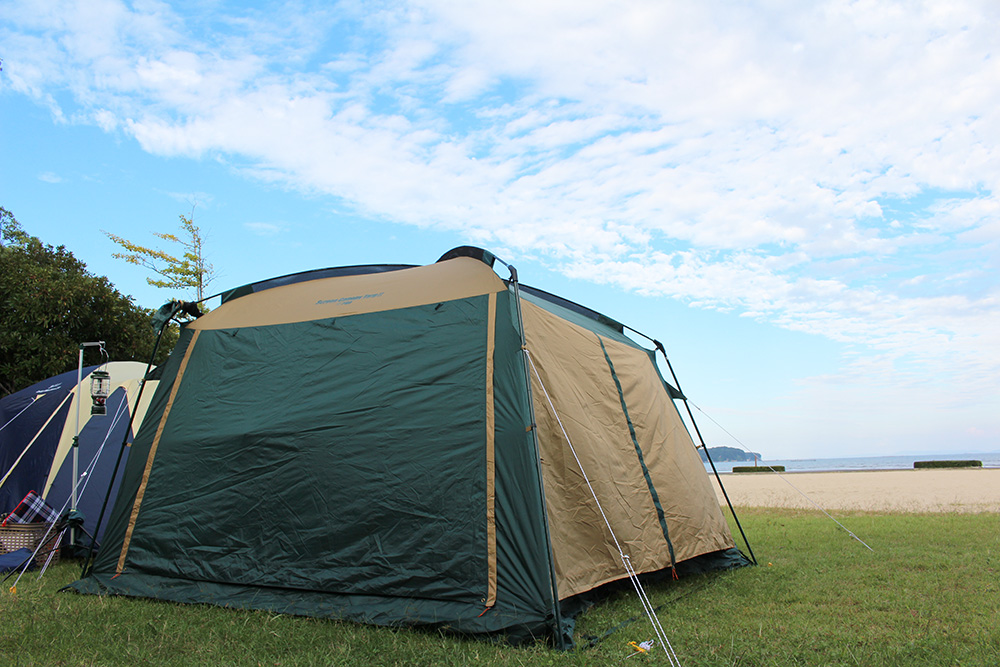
[80,325,168,578]
[599,339,676,568]
[653,341,758,566]
[484,292,498,608]
[507,271,569,649]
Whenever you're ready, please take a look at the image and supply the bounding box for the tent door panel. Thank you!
[120,297,495,605]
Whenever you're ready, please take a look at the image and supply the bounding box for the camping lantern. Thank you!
[90,370,111,416]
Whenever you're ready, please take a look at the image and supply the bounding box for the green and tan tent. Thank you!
[73,247,749,646]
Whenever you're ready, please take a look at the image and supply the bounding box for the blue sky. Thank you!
[2,0,997,459]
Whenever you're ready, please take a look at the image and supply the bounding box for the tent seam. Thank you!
[598,337,677,568]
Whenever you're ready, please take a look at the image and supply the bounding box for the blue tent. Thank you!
[0,362,156,543]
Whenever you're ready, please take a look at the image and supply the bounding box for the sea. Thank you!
[704,452,1000,474]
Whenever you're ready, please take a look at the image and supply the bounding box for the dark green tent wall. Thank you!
[73,249,745,646]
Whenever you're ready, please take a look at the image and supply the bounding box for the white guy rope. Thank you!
[690,401,874,552]
[525,349,682,666]
[0,393,74,490]
[71,386,132,500]
[622,554,681,666]
[0,394,43,434]
[11,390,133,588]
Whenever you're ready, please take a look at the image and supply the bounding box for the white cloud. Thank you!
[3,0,999,453]
[244,221,287,237]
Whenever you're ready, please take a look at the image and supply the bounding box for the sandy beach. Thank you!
[711,467,1000,513]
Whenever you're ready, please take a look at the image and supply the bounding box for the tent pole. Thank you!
[79,309,175,578]
[653,341,757,566]
[73,341,104,551]
[73,347,82,518]
[503,265,569,649]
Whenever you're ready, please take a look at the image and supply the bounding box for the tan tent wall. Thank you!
[521,298,735,600]
[599,336,735,563]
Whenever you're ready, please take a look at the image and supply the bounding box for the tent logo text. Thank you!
[316,292,384,306]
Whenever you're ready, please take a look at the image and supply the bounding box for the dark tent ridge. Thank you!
[72,246,752,648]
[219,263,416,304]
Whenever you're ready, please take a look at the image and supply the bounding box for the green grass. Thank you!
[2,509,999,666]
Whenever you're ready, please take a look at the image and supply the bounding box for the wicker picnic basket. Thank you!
[0,522,62,568]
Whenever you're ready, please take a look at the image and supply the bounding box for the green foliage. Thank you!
[0,209,175,396]
[700,446,762,463]
[914,460,982,469]
[1,207,30,246]
[104,213,216,302]
[733,465,786,473]
[2,509,998,665]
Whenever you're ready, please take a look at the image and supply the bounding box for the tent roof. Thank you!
[212,246,628,337]
[191,256,507,331]
[220,264,416,304]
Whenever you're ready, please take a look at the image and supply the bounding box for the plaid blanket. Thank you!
[1,490,59,526]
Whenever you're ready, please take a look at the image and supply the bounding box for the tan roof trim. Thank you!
[484,291,498,608]
[191,257,506,331]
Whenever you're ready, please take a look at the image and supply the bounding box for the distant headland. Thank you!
[699,446,762,463]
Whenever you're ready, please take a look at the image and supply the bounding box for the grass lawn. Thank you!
[2,509,998,666]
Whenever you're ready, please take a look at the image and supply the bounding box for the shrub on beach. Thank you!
[913,460,982,469]
[732,465,786,473]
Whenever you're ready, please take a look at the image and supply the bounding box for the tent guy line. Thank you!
[0,393,74,490]
[689,401,875,552]
[0,395,42,435]
[526,348,682,665]
[6,392,134,589]
[0,363,157,549]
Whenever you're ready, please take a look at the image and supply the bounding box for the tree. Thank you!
[104,213,216,302]
[0,209,175,396]
[1,206,29,246]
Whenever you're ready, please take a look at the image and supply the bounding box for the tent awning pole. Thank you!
[73,341,105,550]
[653,341,757,566]
[73,346,83,517]
[79,311,172,578]
[503,264,569,649]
